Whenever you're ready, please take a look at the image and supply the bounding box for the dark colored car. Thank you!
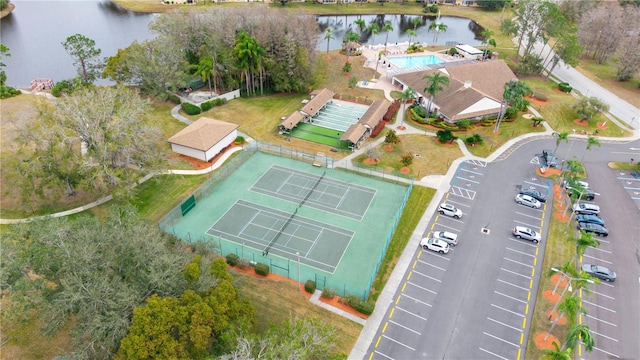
[519,188,547,203]
[568,187,596,201]
[577,222,609,237]
[576,214,605,226]
[541,149,559,168]
[581,264,616,282]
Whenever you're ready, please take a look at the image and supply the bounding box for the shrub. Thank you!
[234,136,245,145]
[225,253,239,266]
[215,98,227,106]
[254,262,270,276]
[304,280,316,293]
[168,94,181,104]
[342,62,352,73]
[342,294,375,315]
[51,79,76,97]
[181,102,201,115]
[200,100,214,111]
[401,152,413,166]
[465,133,483,146]
[448,47,458,56]
[558,82,572,93]
[321,287,336,299]
[533,93,548,102]
[505,107,518,119]
[456,119,471,130]
[349,76,358,89]
[0,85,21,99]
[436,129,457,143]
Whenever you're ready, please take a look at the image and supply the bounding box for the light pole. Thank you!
[296,252,301,292]
[547,267,593,327]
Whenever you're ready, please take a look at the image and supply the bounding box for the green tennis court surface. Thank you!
[290,123,348,149]
[164,151,409,299]
[207,200,352,273]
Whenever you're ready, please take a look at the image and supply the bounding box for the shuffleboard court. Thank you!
[250,164,376,220]
[206,200,353,273]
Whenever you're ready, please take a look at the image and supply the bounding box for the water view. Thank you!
[388,55,444,68]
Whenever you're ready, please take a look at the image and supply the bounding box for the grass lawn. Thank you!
[354,133,464,177]
[576,57,640,109]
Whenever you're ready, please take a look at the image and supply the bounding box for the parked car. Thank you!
[433,231,458,246]
[541,149,559,168]
[515,194,542,209]
[576,214,605,226]
[577,222,609,237]
[581,264,616,282]
[438,203,462,219]
[419,237,450,254]
[512,226,542,243]
[563,179,589,190]
[572,203,600,215]
[567,187,596,201]
[519,188,547,203]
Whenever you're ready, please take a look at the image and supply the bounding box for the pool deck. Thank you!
[357,41,469,95]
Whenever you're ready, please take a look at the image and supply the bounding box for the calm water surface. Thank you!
[1,0,156,88]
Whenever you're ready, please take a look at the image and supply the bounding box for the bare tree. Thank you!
[578,3,624,64]
[616,36,640,81]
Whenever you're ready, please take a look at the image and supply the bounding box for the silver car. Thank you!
[515,194,541,209]
[512,226,542,243]
[438,203,462,219]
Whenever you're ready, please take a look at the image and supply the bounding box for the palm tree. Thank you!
[234,31,266,96]
[541,342,573,360]
[549,262,577,296]
[494,80,531,133]
[324,28,334,56]
[563,323,595,353]
[406,29,417,48]
[553,131,570,155]
[571,231,600,267]
[480,28,495,60]
[422,71,450,117]
[545,295,585,341]
[398,87,416,127]
[354,18,367,33]
[412,16,422,32]
[434,23,448,44]
[195,56,215,97]
[382,21,393,53]
[368,22,380,45]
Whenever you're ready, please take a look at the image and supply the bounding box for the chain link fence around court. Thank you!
[158,141,414,300]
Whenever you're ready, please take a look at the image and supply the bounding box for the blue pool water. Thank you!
[388,55,445,68]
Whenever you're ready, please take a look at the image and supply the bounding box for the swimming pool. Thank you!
[388,55,444,68]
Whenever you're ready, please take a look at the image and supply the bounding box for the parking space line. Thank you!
[514,211,544,219]
[507,238,539,248]
[585,314,617,327]
[422,251,451,261]
[588,345,620,358]
[498,279,530,292]
[444,198,471,208]
[417,259,447,271]
[373,350,393,360]
[594,281,615,289]
[479,347,510,360]
[388,319,422,335]
[413,269,442,283]
[582,254,612,264]
[513,220,542,231]
[506,247,536,258]
[500,267,531,279]
[589,289,615,300]
[381,334,415,351]
[594,238,611,244]
[459,168,484,175]
[483,332,520,348]
[587,246,612,254]
[465,159,488,167]
[394,306,428,321]
[582,300,617,313]
[588,329,619,342]
[448,186,476,200]
[623,186,640,190]
[491,303,525,318]
[487,317,523,332]
[429,223,461,233]
[524,180,549,189]
[401,293,433,307]
[407,281,437,295]
[495,291,528,304]
[503,257,534,269]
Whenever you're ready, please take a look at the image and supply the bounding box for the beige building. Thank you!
[168,117,239,162]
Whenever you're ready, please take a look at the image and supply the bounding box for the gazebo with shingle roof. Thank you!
[168,117,239,162]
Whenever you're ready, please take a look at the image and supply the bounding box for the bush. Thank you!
[234,136,245,145]
[0,85,21,99]
[225,253,239,266]
[448,47,458,56]
[342,62,352,73]
[533,93,548,102]
[254,262,270,276]
[168,94,181,104]
[51,79,76,97]
[181,102,201,115]
[505,107,518,119]
[456,119,471,130]
[215,98,227,106]
[200,100,214,111]
[321,287,336,299]
[304,280,316,293]
[558,82,572,93]
[342,294,375,316]
[401,152,413,166]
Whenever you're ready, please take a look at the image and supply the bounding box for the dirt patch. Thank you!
[543,289,561,303]
[554,212,570,222]
[546,309,567,324]
[322,55,332,61]
[526,95,549,106]
[435,139,456,146]
[383,145,394,151]
[166,143,240,170]
[534,332,561,351]
[536,167,562,177]
[400,167,411,174]
[573,118,589,127]
[550,273,569,288]
[319,295,368,320]
[597,121,608,129]
[396,126,406,130]
[363,158,379,165]
[554,88,571,95]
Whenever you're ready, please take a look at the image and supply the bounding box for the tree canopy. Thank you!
[62,34,103,84]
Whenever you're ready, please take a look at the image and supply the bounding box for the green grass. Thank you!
[135,174,210,223]
[369,184,435,300]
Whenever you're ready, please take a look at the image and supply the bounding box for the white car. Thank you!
[433,231,458,246]
[512,226,542,243]
[438,203,462,219]
[515,194,542,209]
[420,237,450,254]
[572,203,600,215]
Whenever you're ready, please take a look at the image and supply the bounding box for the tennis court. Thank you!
[291,100,368,148]
[162,151,410,299]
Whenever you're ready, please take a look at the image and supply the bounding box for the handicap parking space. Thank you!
[614,170,640,209]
